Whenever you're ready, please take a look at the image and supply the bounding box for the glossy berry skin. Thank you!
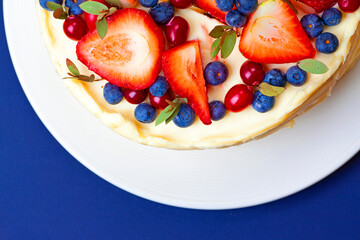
[224,84,253,112]
[316,32,339,54]
[149,91,174,109]
[338,0,360,13]
[173,103,196,128]
[134,103,157,123]
[225,10,247,28]
[65,0,85,16]
[84,0,109,31]
[139,0,159,8]
[322,8,342,26]
[300,14,324,39]
[264,69,287,87]
[240,60,265,86]
[63,16,88,41]
[39,0,63,11]
[286,66,308,86]
[169,0,193,9]
[209,101,226,121]
[252,90,275,113]
[149,2,175,25]
[204,61,229,86]
[165,16,190,46]
[235,0,258,15]
[124,89,148,104]
[215,0,234,12]
[103,83,123,104]
[149,76,169,97]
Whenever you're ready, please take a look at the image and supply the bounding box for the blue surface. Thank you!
[1,5,360,240]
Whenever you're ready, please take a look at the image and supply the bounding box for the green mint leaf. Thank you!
[96,18,108,39]
[79,1,108,15]
[221,30,237,59]
[210,38,221,59]
[46,2,62,11]
[155,105,176,126]
[282,0,298,14]
[97,12,107,21]
[105,0,122,8]
[298,59,329,74]
[165,102,181,124]
[53,8,68,19]
[209,26,225,38]
[66,59,80,77]
[259,82,285,97]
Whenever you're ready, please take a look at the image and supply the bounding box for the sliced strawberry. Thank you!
[195,0,227,23]
[297,0,337,13]
[239,0,315,64]
[162,41,212,125]
[76,8,164,90]
[119,0,138,8]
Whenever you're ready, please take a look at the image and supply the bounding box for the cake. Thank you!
[37,0,360,149]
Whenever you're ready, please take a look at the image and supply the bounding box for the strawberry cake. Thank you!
[37,0,360,149]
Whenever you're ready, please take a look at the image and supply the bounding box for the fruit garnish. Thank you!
[76,8,165,90]
[117,0,138,8]
[252,90,275,113]
[63,16,88,41]
[162,41,212,125]
[155,98,188,125]
[46,1,69,19]
[124,89,148,104]
[224,84,253,112]
[239,0,316,64]
[338,0,360,13]
[63,58,104,82]
[209,25,238,59]
[149,91,175,110]
[209,100,226,121]
[297,59,329,74]
[165,16,190,46]
[258,82,285,97]
[286,65,307,86]
[195,0,228,22]
[135,103,157,123]
[297,0,337,13]
[240,60,265,86]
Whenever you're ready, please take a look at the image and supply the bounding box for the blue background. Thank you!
[1,4,360,240]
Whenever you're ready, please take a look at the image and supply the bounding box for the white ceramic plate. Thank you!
[4,0,360,210]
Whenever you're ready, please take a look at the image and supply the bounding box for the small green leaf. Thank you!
[97,12,107,21]
[46,2,62,11]
[220,30,237,59]
[209,26,225,38]
[79,1,108,15]
[106,7,118,17]
[298,59,329,74]
[66,59,80,77]
[105,0,122,8]
[210,38,221,59]
[259,82,285,97]
[96,18,108,39]
[165,102,181,124]
[156,105,176,126]
[53,8,68,19]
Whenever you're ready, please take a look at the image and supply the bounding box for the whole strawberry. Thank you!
[297,0,337,12]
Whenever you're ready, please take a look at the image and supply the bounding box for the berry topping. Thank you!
[149,76,169,97]
[139,0,159,8]
[338,0,360,13]
[195,0,229,22]
[204,61,229,86]
[209,101,226,121]
[286,66,308,86]
[124,89,148,104]
[165,16,190,46]
[225,10,248,28]
[169,0,194,9]
[39,0,62,11]
[135,103,157,123]
[224,84,253,112]
[162,41,212,125]
[300,14,324,39]
[63,16,88,41]
[173,103,196,128]
[103,82,124,104]
[149,2,175,25]
[240,60,265,86]
[316,32,339,54]
[76,9,165,90]
[65,0,85,16]
[264,69,287,87]
[252,90,275,113]
[149,91,175,109]
[119,0,138,8]
[322,8,342,26]
[215,0,234,12]
[239,0,315,64]
[297,0,337,13]
[235,0,258,15]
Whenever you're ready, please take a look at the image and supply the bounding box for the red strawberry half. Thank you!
[77,8,164,90]
[239,0,315,64]
[162,41,212,125]
[195,0,228,22]
[297,0,337,12]
[119,0,138,8]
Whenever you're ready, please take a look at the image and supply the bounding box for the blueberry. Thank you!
[316,32,339,54]
[264,69,287,87]
[225,10,248,28]
[149,2,175,25]
[300,14,324,38]
[252,91,275,113]
[215,0,234,12]
[135,103,157,123]
[173,103,196,128]
[149,76,169,97]
[286,66,307,87]
[235,0,258,15]
[65,0,85,16]
[39,0,63,11]
[139,0,158,8]
[103,83,123,105]
[204,61,229,86]
[209,101,226,121]
[322,8,342,26]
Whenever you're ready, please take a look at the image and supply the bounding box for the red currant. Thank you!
[124,89,148,104]
[169,0,194,9]
[224,84,254,112]
[165,16,190,46]
[240,60,265,86]
[63,16,88,41]
[338,0,360,12]
[149,91,175,109]
[84,0,110,31]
